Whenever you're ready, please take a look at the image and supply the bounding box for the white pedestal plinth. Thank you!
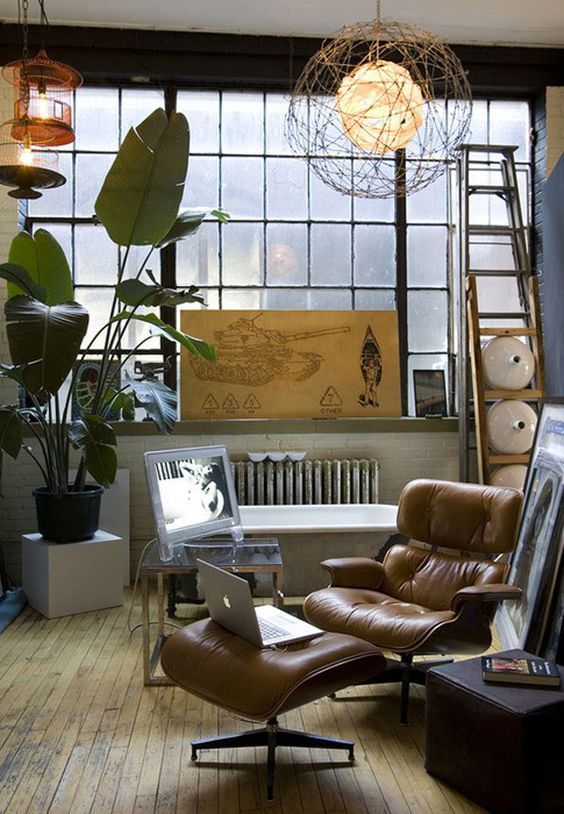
[22,530,123,619]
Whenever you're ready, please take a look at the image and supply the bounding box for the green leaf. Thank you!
[0,362,39,386]
[0,408,23,459]
[7,230,73,305]
[0,263,47,302]
[115,278,205,308]
[111,311,216,360]
[126,373,177,433]
[5,296,89,397]
[68,415,117,487]
[156,207,230,248]
[95,109,189,247]
[110,390,136,421]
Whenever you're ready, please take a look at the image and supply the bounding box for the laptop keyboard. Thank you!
[258,618,289,641]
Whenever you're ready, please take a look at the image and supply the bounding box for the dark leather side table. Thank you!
[425,649,564,814]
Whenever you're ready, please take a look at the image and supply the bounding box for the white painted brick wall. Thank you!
[546,87,564,177]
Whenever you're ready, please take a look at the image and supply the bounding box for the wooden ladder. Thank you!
[457,144,544,483]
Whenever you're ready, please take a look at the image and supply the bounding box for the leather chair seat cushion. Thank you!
[304,587,455,652]
[160,618,386,721]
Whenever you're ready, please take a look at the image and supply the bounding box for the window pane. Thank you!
[476,276,521,314]
[262,289,310,308]
[406,167,447,223]
[121,89,165,138]
[407,226,448,287]
[183,156,219,209]
[177,222,219,287]
[355,289,396,310]
[28,152,73,217]
[465,99,488,144]
[306,289,352,309]
[222,223,264,285]
[266,224,307,286]
[222,92,263,154]
[74,224,119,285]
[180,289,220,310]
[353,189,394,222]
[177,90,220,153]
[75,88,119,151]
[266,93,292,155]
[469,236,515,270]
[221,289,263,309]
[75,154,115,217]
[489,100,530,161]
[408,291,448,352]
[354,225,395,287]
[222,158,263,218]
[310,224,351,286]
[77,287,117,347]
[310,163,351,220]
[266,158,307,220]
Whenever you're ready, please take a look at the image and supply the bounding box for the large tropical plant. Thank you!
[0,108,226,494]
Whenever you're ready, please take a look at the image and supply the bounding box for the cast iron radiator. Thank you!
[231,459,379,505]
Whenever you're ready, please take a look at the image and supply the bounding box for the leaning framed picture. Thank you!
[496,399,564,655]
[413,369,447,417]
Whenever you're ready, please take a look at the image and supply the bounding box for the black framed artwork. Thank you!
[413,369,447,417]
[496,399,564,659]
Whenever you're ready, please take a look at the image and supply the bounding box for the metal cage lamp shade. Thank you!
[286,18,472,198]
[0,119,65,199]
[3,48,82,147]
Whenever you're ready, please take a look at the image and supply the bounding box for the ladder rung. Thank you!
[478,313,529,321]
[485,389,543,400]
[459,144,518,154]
[479,327,537,336]
[468,185,514,195]
[469,268,527,276]
[487,454,530,464]
[468,225,520,234]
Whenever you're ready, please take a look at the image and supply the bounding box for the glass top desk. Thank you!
[139,538,283,686]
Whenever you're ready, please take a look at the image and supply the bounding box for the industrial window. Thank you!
[26,87,532,416]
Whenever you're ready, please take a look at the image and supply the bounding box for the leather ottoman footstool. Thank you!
[161,618,385,800]
[425,649,564,814]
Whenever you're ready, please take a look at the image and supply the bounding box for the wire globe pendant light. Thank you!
[286,2,472,198]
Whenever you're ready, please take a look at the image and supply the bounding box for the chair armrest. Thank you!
[450,584,522,613]
[320,557,385,590]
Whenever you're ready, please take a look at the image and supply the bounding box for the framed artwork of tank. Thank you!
[496,399,564,658]
[179,310,401,419]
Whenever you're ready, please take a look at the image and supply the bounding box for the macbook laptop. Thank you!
[197,559,323,648]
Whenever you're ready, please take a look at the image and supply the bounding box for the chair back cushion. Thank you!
[381,544,507,611]
[397,479,522,554]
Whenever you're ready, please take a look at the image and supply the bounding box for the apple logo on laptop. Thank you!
[223,595,231,609]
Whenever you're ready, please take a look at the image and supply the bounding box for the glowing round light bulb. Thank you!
[19,135,34,166]
[37,91,50,120]
[336,60,425,154]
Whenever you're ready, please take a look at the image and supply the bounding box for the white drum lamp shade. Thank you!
[481,336,535,390]
[487,400,537,455]
[490,464,528,490]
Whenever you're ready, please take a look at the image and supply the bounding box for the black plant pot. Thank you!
[33,485,104,543]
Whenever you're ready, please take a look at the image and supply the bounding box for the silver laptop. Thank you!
[197,559,323,648]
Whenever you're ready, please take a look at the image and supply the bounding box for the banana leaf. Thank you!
[156,208,230,248]
[125,374,177,433]
[7,230,73,305]
[115,278,205,308]
[68,415,117,487]
[5,296,89,397]
[0,408,23,459]
[95,109,189,247]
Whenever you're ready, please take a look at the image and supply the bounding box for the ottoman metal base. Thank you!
[191,716,354,800]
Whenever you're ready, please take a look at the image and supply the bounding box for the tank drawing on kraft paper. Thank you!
[180,310,401,420]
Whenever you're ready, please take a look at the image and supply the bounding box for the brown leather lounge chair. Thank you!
[304,479,523,724]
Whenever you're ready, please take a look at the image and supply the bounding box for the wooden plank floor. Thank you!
[0,591,487,814]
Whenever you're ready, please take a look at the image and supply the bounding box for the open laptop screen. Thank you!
[144,445,241,560]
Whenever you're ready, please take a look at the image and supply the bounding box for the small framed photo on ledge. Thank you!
[413,369,447,418]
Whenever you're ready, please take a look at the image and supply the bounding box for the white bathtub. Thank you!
[239,503,397,535]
